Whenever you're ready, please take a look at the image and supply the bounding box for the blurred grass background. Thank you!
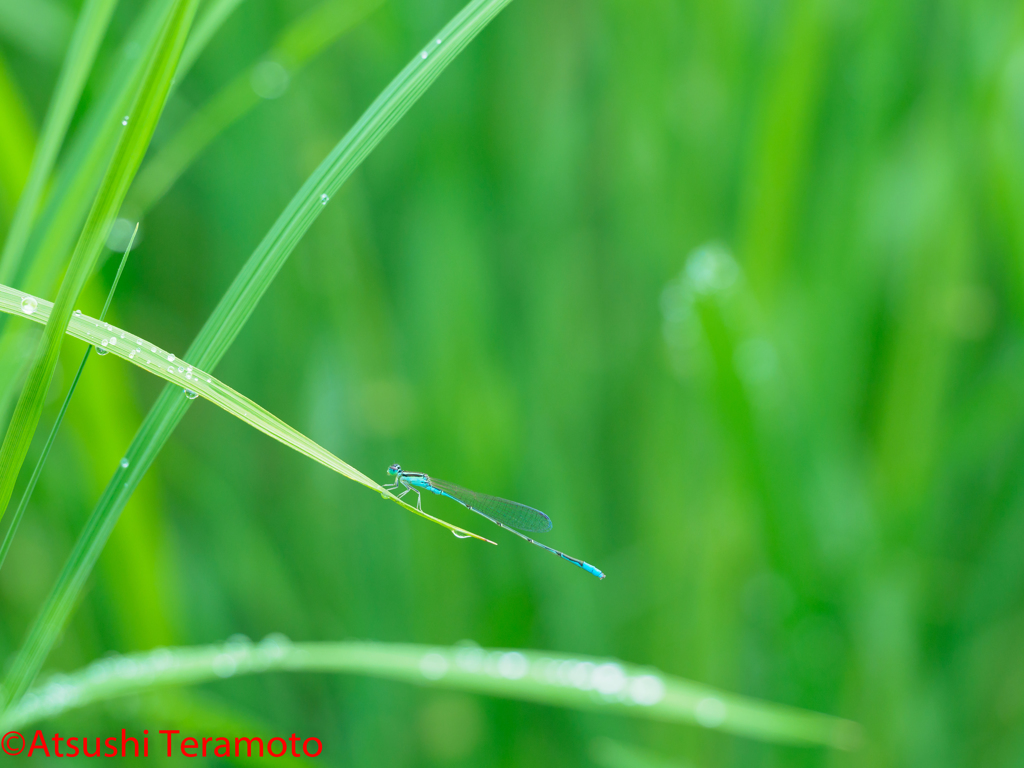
[2,0,1024,765]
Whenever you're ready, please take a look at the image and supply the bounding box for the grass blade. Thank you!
[130,0,384,214]
[0,0,199,528]
[0,0,119,287]
[1,0,515,712]
[0,283,493,543]
[0,228,137,575]
[0,640,863,750]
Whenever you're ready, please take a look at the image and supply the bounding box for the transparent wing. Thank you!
[429,478,553,533]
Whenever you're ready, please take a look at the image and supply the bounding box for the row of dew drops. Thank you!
[413,638,729,729]
[67,307,209,400]
[9,634,728,732]
[417,641,727,729]
[10,634,293,724]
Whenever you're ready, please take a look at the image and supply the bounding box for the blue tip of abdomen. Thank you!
[582,562,606,579]
[559,553,605,579]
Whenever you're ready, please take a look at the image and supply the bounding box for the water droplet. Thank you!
[147,648,174,671]
[452,530,471,539]
[686,243,739,295]
[95,346,108,356]
[20,296,38,315]
[592,663,627,696]
[695,697,727,727]
[251,60,289,99]
[436,38,443,44]
[177,366,183,373]
[168,354,175,362]
[109,337,117,345]
[320,193,329,205]
[120,458,130,469]
[114,657,137,678]
[569,661,596,689]
[73,309,82,316]
[211,654,237,678]
[257,633,292,662]
[121,115,129,126]
[419,652,449,680]
[183,389,198,400]
[167,366,174,372]
[420,51,428,59]
[629,674,665,706]
[497,652,529,679]
[455,643,484,672]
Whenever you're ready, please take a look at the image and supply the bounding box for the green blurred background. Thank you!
[2,0,1024,764]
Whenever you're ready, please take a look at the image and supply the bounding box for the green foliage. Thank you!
[1,0,523,715]
[4,0,1022,765]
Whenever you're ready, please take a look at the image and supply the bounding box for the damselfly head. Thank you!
[387,463,401,476]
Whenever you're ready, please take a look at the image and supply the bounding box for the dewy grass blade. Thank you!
[0,0,199,527]
[130,0,384,214]
[0,641,862,750]
[0,0,119,287]
[1,0,515,711]
[0,284,491,545]
[0,227,136,575]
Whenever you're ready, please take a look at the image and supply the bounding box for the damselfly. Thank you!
[384,464,605,579]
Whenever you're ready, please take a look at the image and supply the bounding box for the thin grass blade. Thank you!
[0,641,863,750]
